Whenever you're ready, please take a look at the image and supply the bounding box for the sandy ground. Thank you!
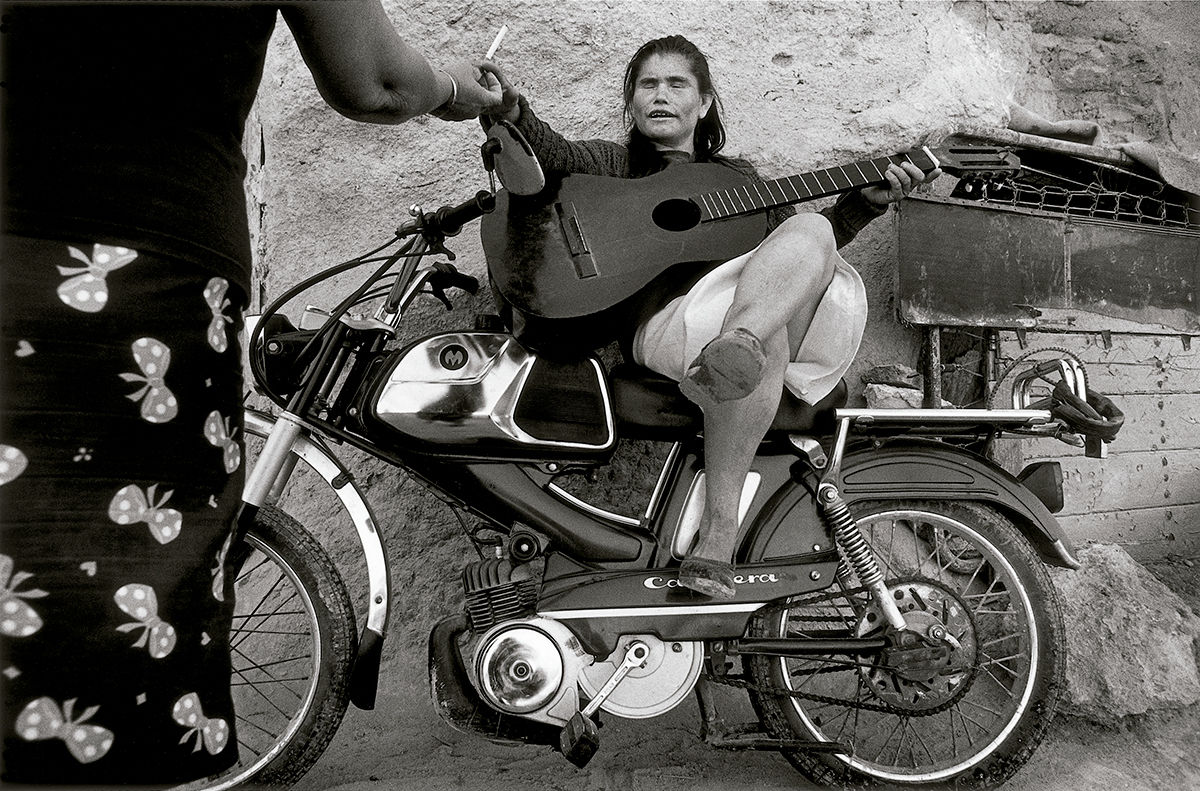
[290,554,1200,791]
[292,695,1200,791]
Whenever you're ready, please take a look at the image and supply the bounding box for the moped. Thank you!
[197,127,1122,790]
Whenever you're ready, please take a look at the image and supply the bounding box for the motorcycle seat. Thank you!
[610,363,846,440]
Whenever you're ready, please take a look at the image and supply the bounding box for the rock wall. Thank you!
[246,0,1200,676]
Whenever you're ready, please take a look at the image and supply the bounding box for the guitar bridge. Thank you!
[556,201,598,279]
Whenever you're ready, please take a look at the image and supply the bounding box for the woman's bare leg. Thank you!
[680,213,839,596]
[721,212,837,355]
[688,328,787,565]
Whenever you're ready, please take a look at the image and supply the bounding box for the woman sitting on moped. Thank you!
[483,35,938,599]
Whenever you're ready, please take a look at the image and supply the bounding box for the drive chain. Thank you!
[708,588,975,718]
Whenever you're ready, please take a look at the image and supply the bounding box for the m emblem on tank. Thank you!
[439,344,468,370]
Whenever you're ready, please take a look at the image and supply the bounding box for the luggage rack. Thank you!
[836,408,1056,438]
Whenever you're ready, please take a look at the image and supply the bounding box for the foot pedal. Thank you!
[559,711,600,768]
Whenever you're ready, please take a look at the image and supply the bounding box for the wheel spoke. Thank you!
[749,503,1058,784]
[979,651,1025,671]
[908,717,937,765]
[234,627,314,637]
[951,705,983,746]
[978,633,1023,649]
[232,580,300,648]
[873,715,906,764]
[959,696,1006,719]
[235,711,282,741]
[232,610,308,619]
[979,666,1013,693]
[831,680,866,743]
[235,554,272,585]
[952,702,992,734]
[233,654,314,675]
[231,645,303,717]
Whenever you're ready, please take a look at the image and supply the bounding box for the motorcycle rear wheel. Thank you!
[172,506,357,790]
[749,499,1065,789]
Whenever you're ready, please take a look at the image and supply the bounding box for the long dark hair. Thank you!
[623,35,727,175]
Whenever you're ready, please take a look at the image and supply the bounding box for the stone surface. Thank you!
[1050,543,1200,721]
[862,363,923,390]
[864,382,951,408]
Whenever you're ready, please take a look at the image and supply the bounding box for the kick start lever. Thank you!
[560,641,649,767]
[581,641,649,717]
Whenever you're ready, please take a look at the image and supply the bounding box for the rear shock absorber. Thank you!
[822,487,882,588]
[818,482,906,632]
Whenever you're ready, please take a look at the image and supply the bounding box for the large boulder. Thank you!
[1050,543,1200,721]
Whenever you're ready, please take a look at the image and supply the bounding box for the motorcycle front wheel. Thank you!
[749,499,1065,789]
[173,506,357,791]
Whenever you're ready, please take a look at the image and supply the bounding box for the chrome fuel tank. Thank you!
[362,332,616,459]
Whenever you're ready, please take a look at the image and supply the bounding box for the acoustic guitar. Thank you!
[481,146,1020,348]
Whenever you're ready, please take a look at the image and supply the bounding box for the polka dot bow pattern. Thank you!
[16,697,115,764]
[114,584,177,659]
[108,483,183,544]
[1,553,48,638]
[118,338,179,424]
[172,693,229,755]
[203,411,241,475]
[203,277,233,354]
[210,531,233,603]
[56,244,137,313]
[0,444,28,486]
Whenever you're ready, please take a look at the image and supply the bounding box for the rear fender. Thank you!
[839,439,1079,569]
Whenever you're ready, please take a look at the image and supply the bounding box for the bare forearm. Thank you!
[281,1,451,123]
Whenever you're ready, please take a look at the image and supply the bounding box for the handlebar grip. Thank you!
[431,190,496,237]
[431,262,480,295]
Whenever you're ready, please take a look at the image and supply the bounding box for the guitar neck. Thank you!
[695,148,939,222]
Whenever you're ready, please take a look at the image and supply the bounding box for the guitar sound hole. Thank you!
[652,198,702,232]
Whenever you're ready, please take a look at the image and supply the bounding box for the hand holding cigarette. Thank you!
[478,26,521,124]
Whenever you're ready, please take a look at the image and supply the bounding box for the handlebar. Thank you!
[400,190,496,239]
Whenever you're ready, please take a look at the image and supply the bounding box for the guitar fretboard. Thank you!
[695,149,938,222]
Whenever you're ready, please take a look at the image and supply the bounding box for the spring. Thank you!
[822,489,883,588]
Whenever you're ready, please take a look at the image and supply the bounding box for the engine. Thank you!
[458,556,704,727]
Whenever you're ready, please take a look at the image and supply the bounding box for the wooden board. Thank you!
[995,330,1200,557]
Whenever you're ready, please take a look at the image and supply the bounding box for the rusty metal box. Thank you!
[896,195,1200,333]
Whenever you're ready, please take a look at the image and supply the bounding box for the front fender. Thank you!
[244,408,391,708]
[839,439,1080,569]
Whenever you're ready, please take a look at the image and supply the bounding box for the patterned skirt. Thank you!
[1,233,245,786]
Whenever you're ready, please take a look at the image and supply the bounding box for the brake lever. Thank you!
[428,285,454,312]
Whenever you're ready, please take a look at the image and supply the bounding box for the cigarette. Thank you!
[485,25,508,60]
